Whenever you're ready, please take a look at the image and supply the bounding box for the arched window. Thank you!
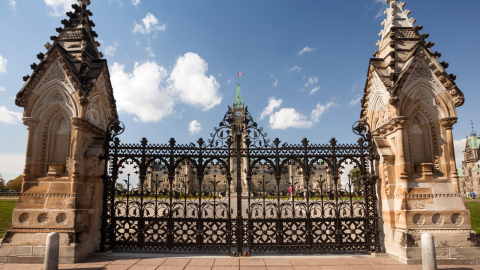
[411,115,433,173]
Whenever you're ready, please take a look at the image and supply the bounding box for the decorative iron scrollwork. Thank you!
[100,106,380,254]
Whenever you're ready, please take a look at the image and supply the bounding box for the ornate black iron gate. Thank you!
[99,107,380,254]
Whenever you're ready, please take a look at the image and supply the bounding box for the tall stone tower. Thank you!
[1,0,118,263]
[360,0,479,263]
[459,125,480,194]
[231,83,248,193]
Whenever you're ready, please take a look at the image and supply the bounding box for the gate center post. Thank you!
[236,132,243,255]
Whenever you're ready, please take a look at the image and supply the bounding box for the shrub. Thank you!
[6,175,23,191]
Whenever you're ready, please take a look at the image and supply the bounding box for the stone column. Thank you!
[394,117,408,182]
[440,117,459,192]
[22,117,40,181]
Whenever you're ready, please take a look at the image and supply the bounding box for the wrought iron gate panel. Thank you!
[100,107,380,254]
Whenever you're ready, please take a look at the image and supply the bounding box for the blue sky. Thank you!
[0,0,479,182]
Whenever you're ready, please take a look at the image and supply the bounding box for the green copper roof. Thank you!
[233,83,243,108]
[472,162,480,171]
[466,135,480,151]
[457,167,464,177]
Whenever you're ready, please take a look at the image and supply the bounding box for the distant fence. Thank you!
[0,192,20,196]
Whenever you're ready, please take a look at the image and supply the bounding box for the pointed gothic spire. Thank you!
[15,0,118,113]
[360,0,465,119]
[379,1,415,39]
[50,0,101,61]
[233,83,243,108]
[471,120,477,137]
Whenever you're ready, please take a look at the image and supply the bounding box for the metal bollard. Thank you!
[421,232,437,270]
[44,232,59,270]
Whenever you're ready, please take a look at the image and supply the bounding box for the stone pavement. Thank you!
[1,255,480,270]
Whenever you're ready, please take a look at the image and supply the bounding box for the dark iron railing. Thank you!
[99,106,380,255]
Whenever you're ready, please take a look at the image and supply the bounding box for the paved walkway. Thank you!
[0,255,479,270]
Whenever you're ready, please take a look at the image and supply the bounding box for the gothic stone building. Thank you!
[2,0,479,264]
[458,133,480,194]
[360,0,479,263]
[0,0,117,263]
[145,84,337,195]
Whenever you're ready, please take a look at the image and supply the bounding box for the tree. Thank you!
[116,183,125,192]
[6,175,23,191]
[348,168,370,193]
[0,174,5,190]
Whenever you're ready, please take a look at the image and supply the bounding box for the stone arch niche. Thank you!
[410,113,433,175]
[46,113,70,174]
[406,105,442,177]
[40,106,72,176]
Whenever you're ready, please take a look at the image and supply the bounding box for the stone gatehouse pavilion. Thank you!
[0,0,479,265]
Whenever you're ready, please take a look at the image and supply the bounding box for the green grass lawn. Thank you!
[465,199,480,235]
[0,199,17,238]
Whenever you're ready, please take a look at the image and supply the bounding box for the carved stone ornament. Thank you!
[372,116,408,136]
[71,117,105,137]
[38,60,72,90]
[403,60,440,90]
[439,117,458,128]
[453,96,464,107]
[414,91,429,105]
[85,99,106,129]
[389,96,399,106]
[368,72,389,112]
[22,118,40,129]
[383,160,389,196]
[390,136,397,148]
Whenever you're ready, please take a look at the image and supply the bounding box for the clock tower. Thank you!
[231,83,248,193]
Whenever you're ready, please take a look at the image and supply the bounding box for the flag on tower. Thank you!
[238,73,244,76]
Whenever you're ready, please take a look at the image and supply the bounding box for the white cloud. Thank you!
[0,86,5,92]
[178,108,185,119]
[351,81,358,92]
[289,66,302,72]
[304,76,318,87]
[189,120,202,135]
[260,97,283,120]
[374,8,385,19]
[133,13,167,35]
[0,55,7,73]
[454,138,466,168]
[273,77,278,87]
[348,96,362,106]
[298,47,314,55]
[309,86,320,95]
[111,61,174,122]
[108,0,123,6]
[168,52,222,111]
[371,0,389,19]
[9,0,16,11]
[0,106,22,124]
[146,47,155,57]
[111,53,220,123]
[269,108,312,130]
[105,42,118,57]
[0,153,25,181]
[44,0,76,17]
[131,0,140,6]
[227,78,233,85]
[311,101,336,123]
